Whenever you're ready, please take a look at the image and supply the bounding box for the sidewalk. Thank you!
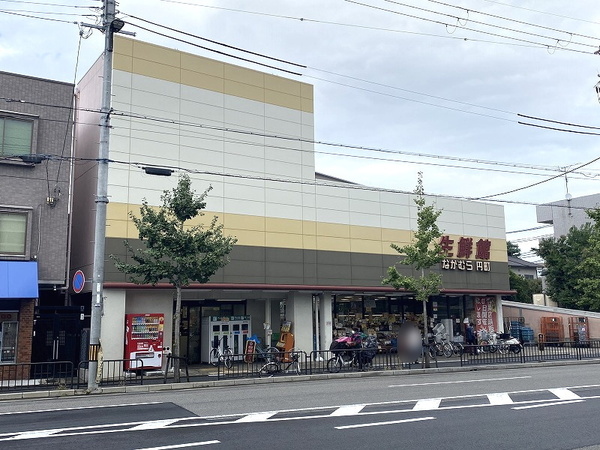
[0,357,597,402]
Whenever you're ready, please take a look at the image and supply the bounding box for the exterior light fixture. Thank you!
[143,167,173,176]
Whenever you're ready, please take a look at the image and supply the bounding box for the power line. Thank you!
[480,0,600,27]
[124,13,305,69]
[345,0,594,56]
[507,225,553,234]
[426,0,600,42]
[124,21,303,76]
[0,0,97,7]
[4,95,600,181]
[0,9,79,23]
[518,121,600,136]
[476,155,600,200]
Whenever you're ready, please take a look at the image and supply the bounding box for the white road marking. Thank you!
[389,376,531,388]
[512,400,584,410]
[135,441,220,449]
[235,412,277,423]
[8,429,63,440]
[413,398,441,411]
[0,402,164,416]
[549,388,582,400]
[130,419,180,430]
[487,393,514,405]
[330,404,366,416]
[335,416,435,430]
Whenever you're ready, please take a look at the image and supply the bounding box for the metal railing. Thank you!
[77,359,145,388]
[163,355,190,383]
[0,361,75,391]
[460,340,600,366]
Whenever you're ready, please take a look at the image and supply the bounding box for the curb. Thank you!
[0,358,597,402]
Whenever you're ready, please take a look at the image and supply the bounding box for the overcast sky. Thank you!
[2,0,600,261]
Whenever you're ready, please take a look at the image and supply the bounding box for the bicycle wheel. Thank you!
[442,343,453,358]
[327,356,342,373]
[209,348,220,366]
[265,347,279,363]
[222,348,234,369]
[454,343,464,356]
[292,360,301,375]
[259,362,278,377]
[498,344,509,354]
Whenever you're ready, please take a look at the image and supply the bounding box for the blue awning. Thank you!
[0,261,38,298]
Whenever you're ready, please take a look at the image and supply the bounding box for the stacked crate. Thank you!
[541,317,564,343]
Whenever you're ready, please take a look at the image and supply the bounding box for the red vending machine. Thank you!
[124,313,164,370]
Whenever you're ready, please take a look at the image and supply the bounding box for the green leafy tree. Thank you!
[506,241,521,257]
[535,223,592,310]
[508,270,541,304]
[575,208,600,311]
[112,174,237,380]
[383,172,443,344]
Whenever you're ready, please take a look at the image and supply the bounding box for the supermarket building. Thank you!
[70,37,512,364]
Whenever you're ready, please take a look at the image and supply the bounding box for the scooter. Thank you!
[488,331,522,354]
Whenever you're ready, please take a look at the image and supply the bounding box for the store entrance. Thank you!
[180,301,247,364]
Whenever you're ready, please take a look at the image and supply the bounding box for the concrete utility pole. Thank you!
[85,0,130,392]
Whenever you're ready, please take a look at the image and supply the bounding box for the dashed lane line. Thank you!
[135,441,220,449]
[512,400,584,410]
[335,417,436,430]
[389,376,531,388]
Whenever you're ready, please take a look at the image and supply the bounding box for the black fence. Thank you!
[460,340,600,366]
[0,361,75,391]
[215,348,425,380]
[76,359,145,388]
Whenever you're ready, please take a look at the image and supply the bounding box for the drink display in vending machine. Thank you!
[124,313,164,370]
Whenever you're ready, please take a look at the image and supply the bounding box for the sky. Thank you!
[2,0,600,262]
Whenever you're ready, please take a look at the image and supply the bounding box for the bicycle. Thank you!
[327,346,362,373]
[251,337,279,362]
[209,336,233,369]
[258,350,301,377]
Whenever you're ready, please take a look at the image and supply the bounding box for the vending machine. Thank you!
[124,313,164,370]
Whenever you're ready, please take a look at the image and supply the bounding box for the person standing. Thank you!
[466,323,477,353]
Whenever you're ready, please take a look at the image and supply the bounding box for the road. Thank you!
[0,364,599,449]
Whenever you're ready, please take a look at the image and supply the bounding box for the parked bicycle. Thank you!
[247,335,279,362]
[258,350,301,376]
[209,336,233,369]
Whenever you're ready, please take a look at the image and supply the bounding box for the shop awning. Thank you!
[0,261,38,298]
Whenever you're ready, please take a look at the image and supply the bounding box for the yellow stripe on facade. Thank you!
[106,202,508,262]
[113,36,313,113]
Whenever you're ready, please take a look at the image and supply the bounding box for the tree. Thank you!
[112,174,237,380]
[535,223,592,310]
[508,270,541,304]
[383,172,443,358]
[575,208,600,311]
[506,241,521,257]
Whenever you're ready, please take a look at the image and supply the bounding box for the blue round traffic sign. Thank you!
[73,270,85,293]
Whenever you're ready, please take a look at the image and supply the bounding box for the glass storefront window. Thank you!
[0,321,17,363]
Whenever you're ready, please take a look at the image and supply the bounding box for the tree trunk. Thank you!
[173,285,182,382]
[421,268,430,368]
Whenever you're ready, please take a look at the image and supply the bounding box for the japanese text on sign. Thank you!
[440,236,492,260]
[441,259,491,272]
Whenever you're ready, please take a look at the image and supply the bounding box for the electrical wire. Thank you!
[124,13,305,69]
[0,0,96,7]
[345,0,594,56]
[382,0,597,49]
[125,21,303,76]
[480,0,600,26]
[4,95,600,181]
[476,155,600,200]
[506,225,553,234]
[427,0,600,42]
[0,9,79,23]
[518,121,600,136]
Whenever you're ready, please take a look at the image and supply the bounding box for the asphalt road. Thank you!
[1,364,600,449]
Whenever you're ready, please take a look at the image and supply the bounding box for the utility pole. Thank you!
[82,0,132,392]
